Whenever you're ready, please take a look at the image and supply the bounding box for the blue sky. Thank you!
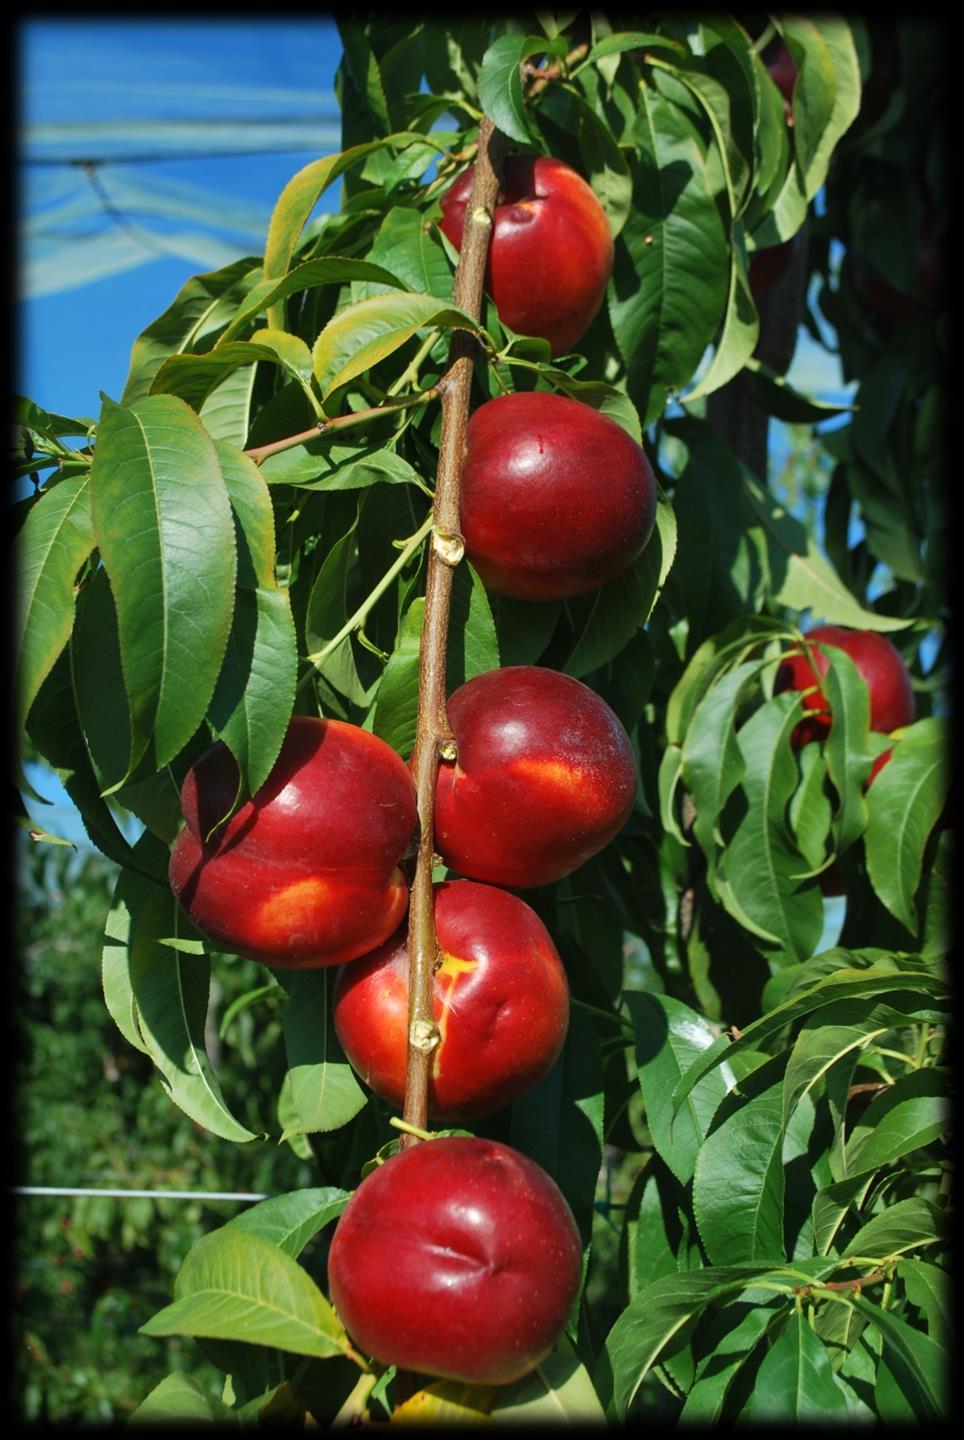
[19,18,345,419]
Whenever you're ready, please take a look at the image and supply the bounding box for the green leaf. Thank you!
[281,970,368,1136]
[843,1067,948,1177]
[743,357,855,422]
[601,1262,837,1419]
[150,338,311,412]
[674,954,948,1100]
[260,440,425,492]
[842,1200,946,1262]
[625,992,732,1186]
[782,1000,891,1131]
[787,743,833,873]
[716,696,825,958]
[477,34,551,145]
[783,18,861,204]
[350,208,454,303]
[490,593,562,668]
[16,473,95,735]
[26,652,148,873]
[491,1340,607,1425]
[739,465,912,632]
[692,1075,786,1265]
[681,658,760,883]
[446,562,499,693]
[143,1226,351,1360]
[129,1371,231,1423]
[227,1188,350,1259]
[263,134,432,318]
[198,362,256,446]
[89,394,237,779]
[821,645,875,858]
[898,1259,951,1349]
[312,292,479,401]
[851,1296,948,1420]
[121,255,264,403]
[748,1312,850,1420]
[509,1006,604,1245]
[104,858,257,1142]
[207,442,296,800]
[303,509,370,707]
[865,718,947,933]
[219,255,411,344]
[371,598,423,758]
[678,1303,780,1423]
[610,85,728,427]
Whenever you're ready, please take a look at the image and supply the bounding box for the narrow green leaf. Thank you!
[144,1227,350,1360]
[207,442,296,800]
[679,1303,780,1423]
[122,255,264,403]
[106,860,257,1142]
[625,992,732,1185]
[16,473,95,734]
[716,696,825,958]
[371,598,424,758]
[263,134,431,319]
[446,561,499,692]
[898,1259,951,1349]
[227,1188,350,1259]
[749,1312,850,1420]
[610,86,728,426]
[303,509,370,707]
[220,255,410,344]
[90,394,237,778]
[821,645,876,858]
[851,1297,947,1420]
[865,718,947,933]
[282,970,368,1136]
[692,1076,786,1264]
[843,1068,948,1177]
[477,34,551,145]
[149,339,307,412]
[843,1200,946,1262]
[491,1340,607,1425]
[350,209,454,303]
[129,1371,231,1423]
[312,292,479,401]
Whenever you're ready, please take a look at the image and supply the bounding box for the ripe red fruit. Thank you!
[774,626,915,749]
[763,35,796,108]
[748,238,795,296]
[327,1137,582,1385]
[169,717,417,969]
[433,666,636,888]
[439,154,614,356]
[460,391,656,602]
[332,880,569,1120]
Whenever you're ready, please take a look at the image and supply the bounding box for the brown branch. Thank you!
[243,389,439,467]
[793,1268,888,1298]
[399,117,506,1147]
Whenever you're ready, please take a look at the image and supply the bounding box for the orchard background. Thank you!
[13,12,949,1427]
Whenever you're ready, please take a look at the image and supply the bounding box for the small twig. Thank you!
[244,388,440,467]
[793,1267,888,1298]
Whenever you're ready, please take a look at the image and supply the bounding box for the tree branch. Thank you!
[399,117,506,1147]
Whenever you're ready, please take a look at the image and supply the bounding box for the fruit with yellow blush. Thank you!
[332,879,569,1120]
[433,666,637,888]
[169,716,417,969]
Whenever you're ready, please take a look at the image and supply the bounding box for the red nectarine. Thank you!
[460,391,656,601]
[332,880,569,1119]
[439,154,613,356]
[327,1136,582,1385]
[169,717,417,969]
[774,626,914,749]
[433,666,636,888]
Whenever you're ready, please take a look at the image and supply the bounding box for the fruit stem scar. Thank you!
[432,527,465,566]
[409,1018,440,1052]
